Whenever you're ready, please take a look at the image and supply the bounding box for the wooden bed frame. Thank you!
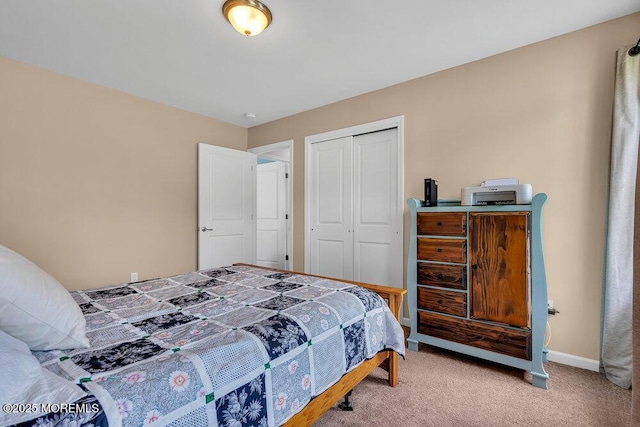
[234,264,406,426]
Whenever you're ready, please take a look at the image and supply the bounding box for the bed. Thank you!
[2,261,406,427]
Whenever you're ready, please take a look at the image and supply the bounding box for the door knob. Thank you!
[200,226,213,232]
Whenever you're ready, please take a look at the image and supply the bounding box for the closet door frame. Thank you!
[304,115,405,288]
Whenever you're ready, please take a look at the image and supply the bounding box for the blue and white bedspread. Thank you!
[21,265,405,427]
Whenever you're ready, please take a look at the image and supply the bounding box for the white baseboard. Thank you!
[400,320,600,373]
[546,350,600,372]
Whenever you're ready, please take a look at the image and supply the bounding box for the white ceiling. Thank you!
[1,1,639,128]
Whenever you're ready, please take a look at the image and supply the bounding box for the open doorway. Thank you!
[248,140,293,271]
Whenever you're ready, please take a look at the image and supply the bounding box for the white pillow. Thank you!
[0,244,89,350]
[0,329,87,426]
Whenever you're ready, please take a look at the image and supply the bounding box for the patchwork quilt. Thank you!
[16,265,405,427]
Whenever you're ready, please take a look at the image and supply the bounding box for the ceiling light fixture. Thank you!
[222,0,272,37]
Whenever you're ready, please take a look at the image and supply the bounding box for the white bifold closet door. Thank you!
[308,136,354,279]
[308,128,401,287]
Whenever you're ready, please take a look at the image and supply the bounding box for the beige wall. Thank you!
[248,12,640,360]
[0,57,247,290]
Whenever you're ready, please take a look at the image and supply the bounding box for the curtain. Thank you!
[633,153,640,425]
[602,45,639,390]
[633,41,640,427]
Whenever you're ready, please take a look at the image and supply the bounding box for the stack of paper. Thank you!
[481,178,519,187]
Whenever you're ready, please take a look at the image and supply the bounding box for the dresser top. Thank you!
[407,193,547,213]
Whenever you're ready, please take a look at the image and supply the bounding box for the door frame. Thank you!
[304,116,405,276]
[248,140,294,270]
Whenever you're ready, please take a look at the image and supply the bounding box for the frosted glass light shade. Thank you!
[223,0,272,36]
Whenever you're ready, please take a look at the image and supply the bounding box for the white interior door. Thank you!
[256,161,287,269]
[308,136,353,279]
[353,128,401,287]
[198,143,256,269]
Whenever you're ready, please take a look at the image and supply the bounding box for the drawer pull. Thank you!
[437,273,445,279]
[437,248,442,252]
[437,222,442,226]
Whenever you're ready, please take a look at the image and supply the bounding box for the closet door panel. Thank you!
[353,129,402,288]
[308,136,354,280]
[315,239,348,280]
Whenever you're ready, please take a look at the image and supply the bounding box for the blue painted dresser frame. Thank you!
[406,193,549,389]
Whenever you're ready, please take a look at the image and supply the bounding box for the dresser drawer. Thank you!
[417,212,467,236]
[417,263,466,290]
[417,238,467,263]
[418,311,531,360]
[418,287,466,317]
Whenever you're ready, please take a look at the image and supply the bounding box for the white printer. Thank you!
[461,178,532,206]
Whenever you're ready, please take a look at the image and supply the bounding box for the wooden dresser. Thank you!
[406,194,549,389]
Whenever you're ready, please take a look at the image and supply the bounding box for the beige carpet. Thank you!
[314,344,631,427]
